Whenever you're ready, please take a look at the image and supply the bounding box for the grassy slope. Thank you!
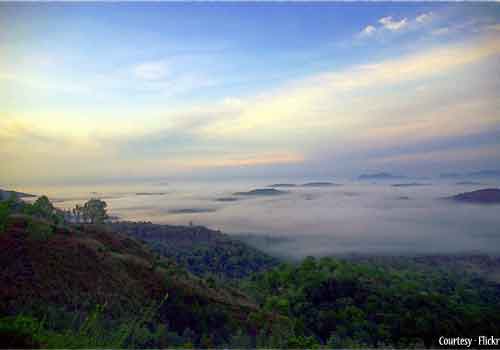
[0,214,289,347]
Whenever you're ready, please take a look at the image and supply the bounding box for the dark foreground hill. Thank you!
[107,221,278,279]
[0,215,291,348]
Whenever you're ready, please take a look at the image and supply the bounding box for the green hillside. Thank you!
[108,221,278,279]
[242,257,500,348]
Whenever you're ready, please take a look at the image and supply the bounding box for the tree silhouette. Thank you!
[82,198,108,224]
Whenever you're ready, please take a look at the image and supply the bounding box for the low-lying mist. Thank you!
[16,178,500,259]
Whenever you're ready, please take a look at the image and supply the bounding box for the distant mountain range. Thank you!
[358,172,407,180]
[0,188,36,200]
[233,188,287,196]
[135,192,166,196]
[391,183,429,187]
[268,182,341,188]
[300,182,340,187]
[357,169,500,181]
[440,170,500,179]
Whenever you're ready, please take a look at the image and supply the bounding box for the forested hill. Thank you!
[0,214,292,348]
[241,256,500,348]
[107,221,278,279]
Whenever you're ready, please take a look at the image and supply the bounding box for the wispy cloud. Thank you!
[358,25,377,38]
[202,36,500,139]
[187,152,304,168]
[357,12,434,39]
[416,12,433,25]
[2,34,499,182]
[379,16,409,31]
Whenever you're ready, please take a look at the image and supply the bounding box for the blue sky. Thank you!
[1,2,499,184]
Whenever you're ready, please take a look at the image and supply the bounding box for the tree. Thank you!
[82,198,108,224]
[32,196,55,219]
[72,204,83,223]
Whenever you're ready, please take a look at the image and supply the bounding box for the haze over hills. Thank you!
[355,169,500,181]
[168,208,217,214]
[468,170,500,178]
[267,182,341,188]
[391,182,429,187]
[299,182,340,187]
[440,170,500,179]
[233,188,287,196]
[135,192,167,196]
[358,172,407,180]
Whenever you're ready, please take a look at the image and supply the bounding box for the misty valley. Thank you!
[1,177,500,348]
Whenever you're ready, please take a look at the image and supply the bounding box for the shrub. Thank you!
[26,219,54,241]
[0,315,42,348]
[0,201,11,233]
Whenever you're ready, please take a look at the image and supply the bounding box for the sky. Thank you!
[1,2,499,185]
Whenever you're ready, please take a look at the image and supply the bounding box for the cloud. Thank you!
[0,119,70,147]
[359,25,376,38]
[186,152,304,168]
[416,12,433,24]
[357,12,434,39]
[0,51,217,101]
[201,36,500,138]
[379,16,409,31]
[2,34,499,183]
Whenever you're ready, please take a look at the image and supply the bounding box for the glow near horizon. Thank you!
[0,3,499,184]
